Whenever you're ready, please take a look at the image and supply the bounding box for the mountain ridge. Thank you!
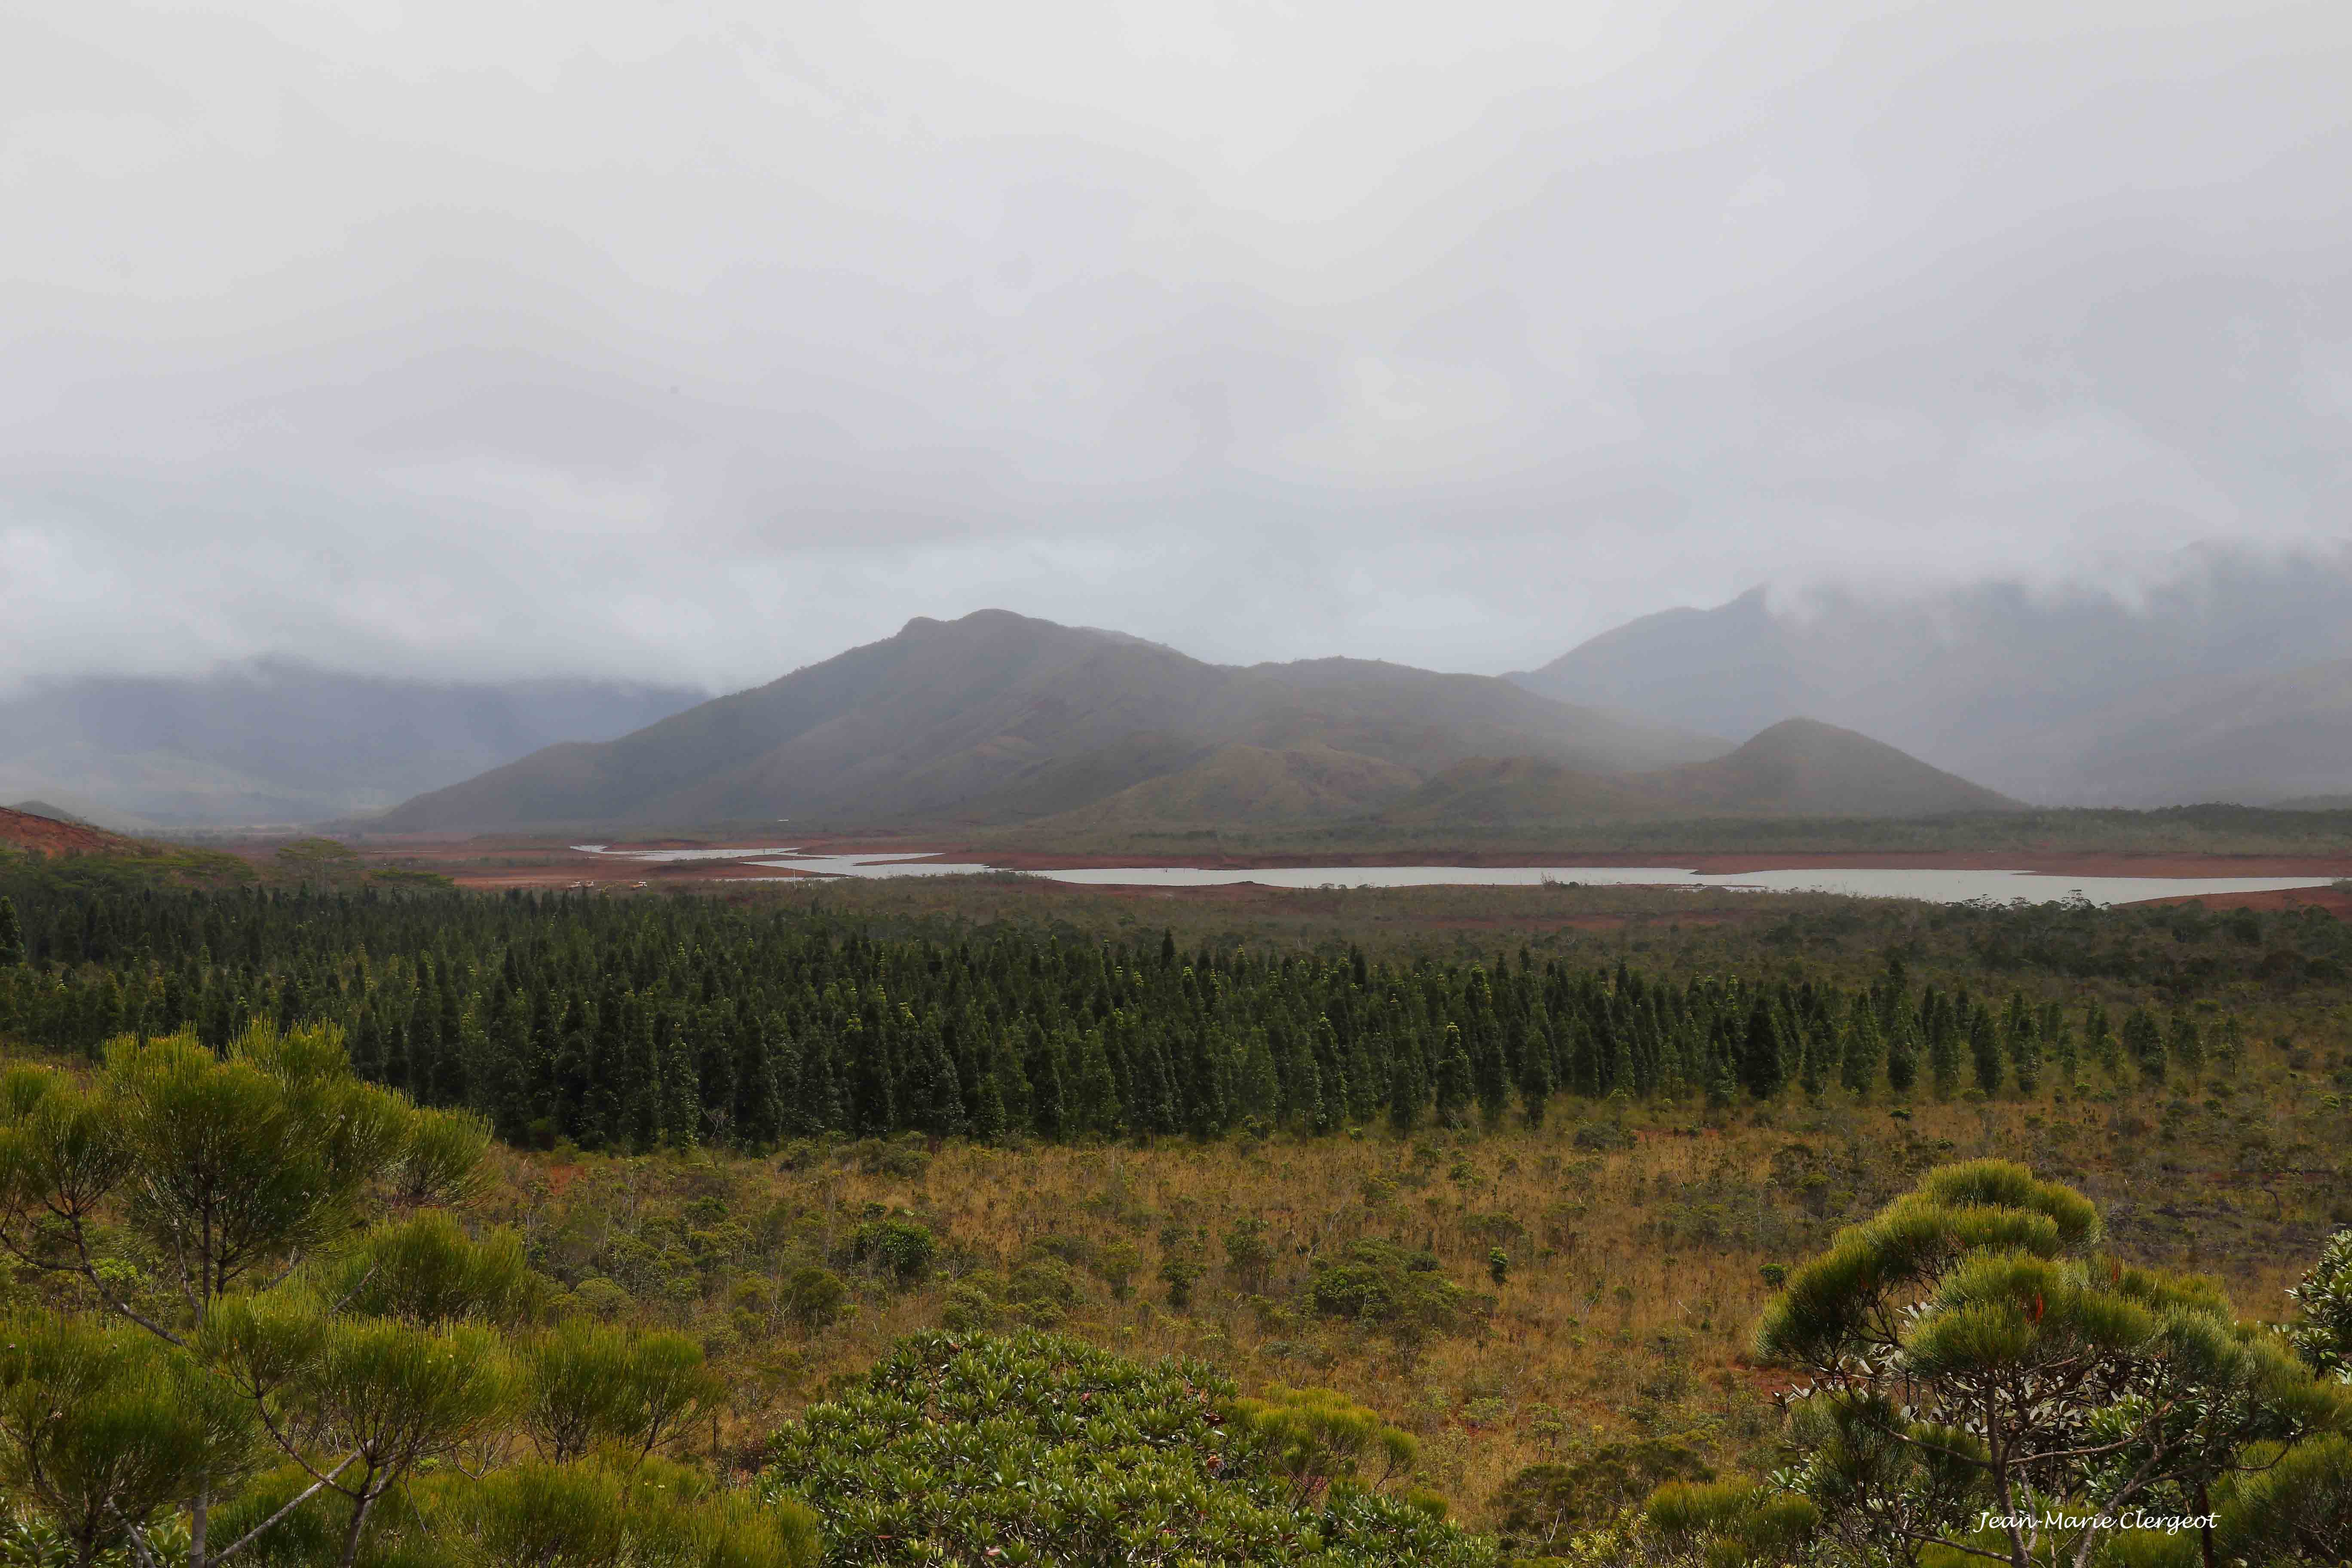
[1385,718,2020,827]
[0,660,705,827]
[1510,551,2352,805]
[373,610,1735,832]
[371,612,2018,834]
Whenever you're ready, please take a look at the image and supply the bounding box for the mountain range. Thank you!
[0,660,704,828]
[371,609,2010,833]
[1509,548,2352,806]
[11,549,2348,833]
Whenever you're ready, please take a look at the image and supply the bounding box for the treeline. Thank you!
[0,876,2244,1153]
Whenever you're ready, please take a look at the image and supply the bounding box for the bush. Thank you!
[782,1266,847,1335]
[1306,1240,1469,1341]
[762,1331,1497,1568]
[941,1275,1001,1332]
[1492,1442,1714,1553]
[1159,1256,1203,1311]
[1002,1257,1084,1328]
[848,1219,937,1287]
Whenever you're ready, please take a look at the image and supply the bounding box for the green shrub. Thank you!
[763,1331,1497,1567]
[848,1219,937,1287]
[1002,1257,1084,1328]
[1306,1240,1469,1341]
[781,1267,847,1335]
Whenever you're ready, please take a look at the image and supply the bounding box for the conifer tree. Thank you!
[2043,999,2076,1087]
[1433,1024,1472,1128]
[1838,999,1882,1098]
[1926,992,1960,1099]
[2003,991,2039,1095]
[1883,1014,1919,1096]
[1969,1004,2003,1096]
[2169,1011,2204,1081]
[2086,1000,2120,1079]
[1514,1016,1553,1127]
[1027,1029,1064,1140]
[2123,1007,2166,1085]
[0,896,22,967]
[1071,1028,1118,1137]
[1234,1028,1280,1128]
[1738,1000,1784,1099]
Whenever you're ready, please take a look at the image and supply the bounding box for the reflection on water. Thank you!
[573,845,2337,907]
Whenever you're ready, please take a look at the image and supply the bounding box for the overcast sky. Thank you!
[4,0,2348,693]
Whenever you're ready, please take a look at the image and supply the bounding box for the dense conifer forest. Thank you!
[0,869,2316,1156]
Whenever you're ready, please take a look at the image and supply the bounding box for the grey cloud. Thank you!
[3,0,2347,694]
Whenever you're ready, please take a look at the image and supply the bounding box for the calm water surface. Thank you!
[573,846,2337,907]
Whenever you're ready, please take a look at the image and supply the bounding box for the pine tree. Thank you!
[1471,1032,1510,1128]
[1798,1006,1829,1102]
[1433,1024,1472,1128]
[1926,992,1960,1099]
[2123,1008,2165,1085]
[2086,1001,2120,1080]
[0,896,22,967]
[1514,1017,1553,1127]
[1839,1000,1882,1098]
[1738,1000,1784,1099]
[1071,1028,1118,1137]
[2044,1000,2077,1088]
[969,1044,1008,1143]
[1028,1029,1066,1140]
[1969,1004,2003,1097]
[2003,992,2039,1096]
[1234,1028,1280,1127]
[2168,1013,2203,1082]
[1386,1034,1426,1135]
[1884,1015,1919,1096]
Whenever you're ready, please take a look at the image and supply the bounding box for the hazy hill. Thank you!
[0,803,139,858]
[375,610,1729,832]
[2055,658,2352,806]
[1388,718,2018,825]
[0,660,704,827]
[7,800,92,827]
[1038,743,1426,830]
[1510,547,2352,805]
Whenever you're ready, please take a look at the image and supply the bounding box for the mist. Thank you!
[5,0,2347,694]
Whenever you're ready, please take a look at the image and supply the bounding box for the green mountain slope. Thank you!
[1039,742,1424,829]
[373,610,1730,831]
[1389,718,2018,824]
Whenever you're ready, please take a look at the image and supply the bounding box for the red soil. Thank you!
[2132,885,2352,920]
[0,805,133,858]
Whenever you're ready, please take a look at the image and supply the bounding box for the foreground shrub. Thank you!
[762,1330,1497,1567]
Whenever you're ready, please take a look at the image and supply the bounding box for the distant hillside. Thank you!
[376,610,1729,832]
[1389,718,2018,824]
[2055,658,2352,806]
[7,799,92,827]
[0,660,705,827]
[0,803,140,858]
[1039,743,1424,830]
[1510,547,2352,805]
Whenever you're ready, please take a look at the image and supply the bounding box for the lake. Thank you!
[576,848,2341,908]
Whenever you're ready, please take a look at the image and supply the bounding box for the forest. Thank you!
[2,866,2342,1157]
[0,859,2349,1566]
